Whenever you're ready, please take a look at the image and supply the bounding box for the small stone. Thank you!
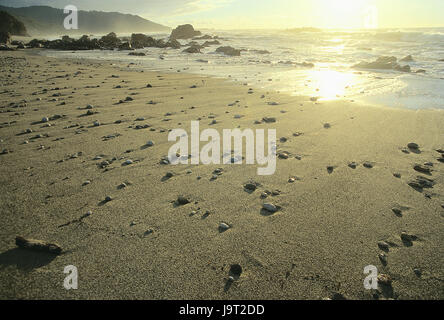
[323,123,331,129]
[104,196,112,202]
[363,162,373,168]
[262,117,276,123]
[377,274,392,286]
[263,203,278,213]
[41,117,49,123]
[123,159,133,166]
[377,241,390,251]
[244,183,257,191]
[124,96,133,102]
[348,162,358,169]
[393,173,401,178]
[278,152,289,159]
[218,223,230,232]
[229,264,242,278]
[146,140,154,147]
[177,196,190,205]
[413,164,432,174]
[379,253,388,265]
[401,232,416,242]
[82,180,91,186]
[93,120,100,127]
[407,142,419,150]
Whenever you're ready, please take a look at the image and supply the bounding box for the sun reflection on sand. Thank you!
[306,69,357,101]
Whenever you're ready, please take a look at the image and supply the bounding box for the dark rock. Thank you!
[130,33,156,48]
[216,46,241,56]
[15,236,62,255]
[182,45,202,54]
[118,42,133,50]
[353,56,411,72]
[0,31,11,44]
[408,176,435,190]
[177,196,190,205]
[413,164,432,174]
[99,32,121,49]
[128,52,145,56]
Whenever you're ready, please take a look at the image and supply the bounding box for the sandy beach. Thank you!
[0,49,443,300]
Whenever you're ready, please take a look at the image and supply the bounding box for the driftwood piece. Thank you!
[15,236,62,255]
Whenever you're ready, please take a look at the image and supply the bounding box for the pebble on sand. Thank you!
[407,142,419,150]
[262,203,279,213]
[377,274,392,286]
[177,196,190,205]
[218,223,231,233]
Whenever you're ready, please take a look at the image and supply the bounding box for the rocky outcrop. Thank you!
[165,39,181,49]
[0,31,11,44]
[353,56,411,72]
[100,32,121,49]
[216,46,241,56]
[23,33,184,51]
[43,35,100,50]
[130,33,156,48]
[170,24,201,40]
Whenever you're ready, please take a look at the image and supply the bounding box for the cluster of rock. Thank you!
[24,32,182,51]
[5,23,247,57]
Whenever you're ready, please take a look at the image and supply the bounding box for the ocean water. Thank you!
[42,28,444,110]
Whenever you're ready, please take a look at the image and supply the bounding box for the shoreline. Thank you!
[0,49,443,300]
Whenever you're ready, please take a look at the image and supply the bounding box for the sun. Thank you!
[315,0,374,29]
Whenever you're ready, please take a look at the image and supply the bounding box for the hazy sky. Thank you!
[1,0,443,29]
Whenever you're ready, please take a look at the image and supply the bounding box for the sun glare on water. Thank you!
[307,69,357,101]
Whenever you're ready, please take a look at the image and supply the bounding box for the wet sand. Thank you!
[0,49,443,300]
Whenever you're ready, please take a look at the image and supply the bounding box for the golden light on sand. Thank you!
[307,69,356,100]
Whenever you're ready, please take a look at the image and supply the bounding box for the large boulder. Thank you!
[170,24,201,40]
[0,31,11,44]
[130,33,156,48]
[216,46,241,56]
[100,32,121,49]
[165,39,181,49]
[353,56,410,72]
